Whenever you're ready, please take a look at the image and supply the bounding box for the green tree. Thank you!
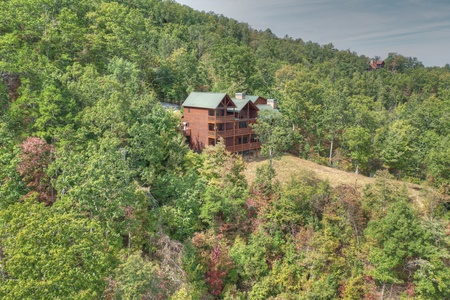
[426,134,450,193]
[0,197,116,299]
[53,137,147,248]
[251,110,293,168]
[342,126,372,174]
[198,140,248,229]
[365,200,427,295]
[111,252,167,299]
[375,119,418,177]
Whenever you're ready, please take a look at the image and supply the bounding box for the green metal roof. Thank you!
[229,98,261,113]
[230,99,249,112]
[256,104,277,111]
[246,95,260,103]
[182,92,231,109]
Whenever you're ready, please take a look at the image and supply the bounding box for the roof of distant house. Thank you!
[161,102,180,111]
[369,60,385,70]
[183,92,234,109]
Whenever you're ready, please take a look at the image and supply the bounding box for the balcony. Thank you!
[208,115,235,122]
[236,127,252,135]
[232,142,261,152]
[208,130,216,138]
[210,129,235,138]
[219,129,235,137]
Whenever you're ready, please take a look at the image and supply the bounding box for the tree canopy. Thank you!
[0,0,449,298]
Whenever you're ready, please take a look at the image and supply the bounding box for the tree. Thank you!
[53,137,147,248]
[209,41,256,93]
[321,81,348,165]
[375,119,418,177]
[16,137,55,204]
[365,200,426,296]
[342,126,372,174]
[0,123,28,208]
[0,197,116,299]
[426,134,450,193]
[198,140,248,229]
[251,110,293,168]
[111,252,167,299]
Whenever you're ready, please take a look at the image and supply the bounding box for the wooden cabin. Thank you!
[182,92,275,154]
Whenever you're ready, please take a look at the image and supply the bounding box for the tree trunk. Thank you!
[329,131,335,165]
[380,282,385,300]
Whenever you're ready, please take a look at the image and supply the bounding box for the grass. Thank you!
[243,154,444,208]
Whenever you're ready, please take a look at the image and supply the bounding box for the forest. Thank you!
[0,0,449,299]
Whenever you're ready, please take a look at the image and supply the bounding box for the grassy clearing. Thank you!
[243,154,444,208]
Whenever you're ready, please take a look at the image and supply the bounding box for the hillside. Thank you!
[244,154,444,208]
[1,0,450,299]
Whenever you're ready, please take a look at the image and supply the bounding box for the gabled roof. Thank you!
[182,92,236,109]
[368,60,385,70]
[246,95,264,103]
[229,98,260,113]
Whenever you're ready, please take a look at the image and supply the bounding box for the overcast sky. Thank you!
[175,0,450,67]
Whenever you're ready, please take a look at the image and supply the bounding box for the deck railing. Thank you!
[232,142,261,152]
[208,115,235,122]
[236,127,252,135]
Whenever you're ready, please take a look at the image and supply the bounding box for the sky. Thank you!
[175,0,450,67]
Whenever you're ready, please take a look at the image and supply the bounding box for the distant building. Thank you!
[181,92,277,154]
[161,102,181,112]
[368,59,385,70]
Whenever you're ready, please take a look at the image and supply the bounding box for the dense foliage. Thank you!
[1,0,449,298]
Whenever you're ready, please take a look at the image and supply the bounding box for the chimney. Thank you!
[267,99,277,109]
[235,92,246,100]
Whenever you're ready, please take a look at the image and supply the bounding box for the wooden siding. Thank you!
[183,107,210,151]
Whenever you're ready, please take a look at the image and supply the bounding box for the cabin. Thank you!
[182,92,276,154]
[368,59,385,70]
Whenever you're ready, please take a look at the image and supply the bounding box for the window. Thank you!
[209,109,214,116]
[209,124,215,131]
[243,136,249,144]
[188,108,190,113]
[239,121,248,129]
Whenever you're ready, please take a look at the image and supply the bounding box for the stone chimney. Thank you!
[267,99,277,109]
[235,92,246,100]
